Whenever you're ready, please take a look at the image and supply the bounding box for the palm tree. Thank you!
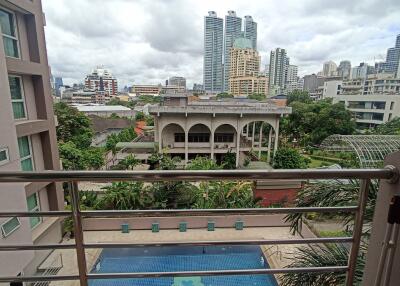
[281,179,377,285]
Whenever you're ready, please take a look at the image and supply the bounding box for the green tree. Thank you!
[193,181,258,209]
[273,147,308,169]
[281,100,356,146]
[287,90,312,105]
[83,148,105,170]
[221,150,236,169]
[54,102,93,148]
[96,182,155,210]
[59,142,87,170]
[186,156,221,170]
[116,154,140,170]
[248,93,266,101]
[374,117,400,135]
[216,92,234,99]
[135,111,145,121]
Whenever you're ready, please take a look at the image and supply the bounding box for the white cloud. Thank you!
[42,0,400,88]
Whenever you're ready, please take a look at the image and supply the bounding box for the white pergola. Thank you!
[320,135,400,168]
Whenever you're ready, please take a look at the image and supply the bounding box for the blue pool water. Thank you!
[90,245,278,286]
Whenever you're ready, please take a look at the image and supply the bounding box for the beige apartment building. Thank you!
[0,0,63,280]
[229,37,268,96]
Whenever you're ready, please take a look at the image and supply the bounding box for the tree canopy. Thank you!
[248,93,266,101]
[281,99,356,146]
[374,117,400,135]
[287,90,312,105]
[54,102,93,148]
[273,147,309,169]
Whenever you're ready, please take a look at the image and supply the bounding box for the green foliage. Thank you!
[96,182,155,210]
[105,127,137,153]
[281,100,356,145]
[54,102,94,148]
[59,142,104,170]
[148,152,180,170]
[145,115,154,126]
[248,93,266,101]
[135,111,145,121]
[273,147,308,169]
[109,113,120,119]
[138,95,162,104]
[186,156,221,170]
[107,98,135,108]
[114,154,140,170]
[221,150,236,169]
[193,181,259,209]
[287,90,312,105]
[374,117,400,135]
[216,92,234,99]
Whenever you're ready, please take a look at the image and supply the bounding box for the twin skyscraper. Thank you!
[203,11,257,93]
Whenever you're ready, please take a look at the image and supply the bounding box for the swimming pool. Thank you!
[90,245,278,286]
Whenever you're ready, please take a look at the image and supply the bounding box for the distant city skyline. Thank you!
[42,0,400,89]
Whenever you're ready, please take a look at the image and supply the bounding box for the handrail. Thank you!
[0,168,397,285]
[0,167,396,182]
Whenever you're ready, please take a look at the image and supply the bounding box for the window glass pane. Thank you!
[3,36,19,57]
[0,150,7,161]
[21,158,33,171]
[27,194,38,211]
[12,102,25,119]
[29,216,41,228]
[1,217,20,237]
[9,76,22,100]
[18,136,30,158]
[0,9,14,36]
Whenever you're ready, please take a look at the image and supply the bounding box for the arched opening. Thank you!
[161,123,185,153]
[242,121,275,162]
[187,124,211,159]
[213,124,237,165]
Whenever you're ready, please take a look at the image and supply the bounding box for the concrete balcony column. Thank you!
[258,122,263,159]
[184,131,188,164]
[273,120,280,156]
[362,151,400,286]
[251,122,256,147]
[267,128,273,163]
[210,132,215,161]
[235,130,240,167]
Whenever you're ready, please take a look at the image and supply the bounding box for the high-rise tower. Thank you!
[223,11,242,92]
[244,15,257,50]
[203,11,224,92]
[269,48,289,95]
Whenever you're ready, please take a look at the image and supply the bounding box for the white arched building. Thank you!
[149,96,291,167]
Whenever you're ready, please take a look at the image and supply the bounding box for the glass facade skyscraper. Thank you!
[203,11,223,92]
[244,15,257,50]
[223,11,242,92]
[383,34,400,75]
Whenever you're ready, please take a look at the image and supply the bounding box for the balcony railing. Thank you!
[0,161,399,286]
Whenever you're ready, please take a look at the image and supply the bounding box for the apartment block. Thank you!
[0,0,63,279]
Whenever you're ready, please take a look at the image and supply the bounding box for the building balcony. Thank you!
[0,154,400,285]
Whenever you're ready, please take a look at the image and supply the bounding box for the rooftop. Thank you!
[74,105,132,112]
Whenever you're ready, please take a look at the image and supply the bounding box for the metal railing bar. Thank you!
[0,167,395,182]
[84,237,353,248]
[0,211,71,217]
[0,266,348,282]
[345,179,370,286]
[86,266,349,279]
[0,237,353,251]
[0,244,76,251]
[70,182,88,286]
[0,275,79,283]
[82,206,358,217]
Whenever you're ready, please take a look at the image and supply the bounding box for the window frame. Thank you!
[1,217,21,238]
[27,192,42,229]
[9,75,27,120]
[0,6,20,59]
[0,147,9,166]
[18,136,35,171]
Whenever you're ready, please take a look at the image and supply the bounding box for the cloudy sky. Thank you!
[42,0,400,89]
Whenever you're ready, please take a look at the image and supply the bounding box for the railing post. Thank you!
[362,152,400,286]
[345,179,370,286]
[70,181,88,286]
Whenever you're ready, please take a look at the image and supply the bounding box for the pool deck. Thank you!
[48,226,306,286]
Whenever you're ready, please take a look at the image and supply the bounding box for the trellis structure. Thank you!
[320,135,400,168]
